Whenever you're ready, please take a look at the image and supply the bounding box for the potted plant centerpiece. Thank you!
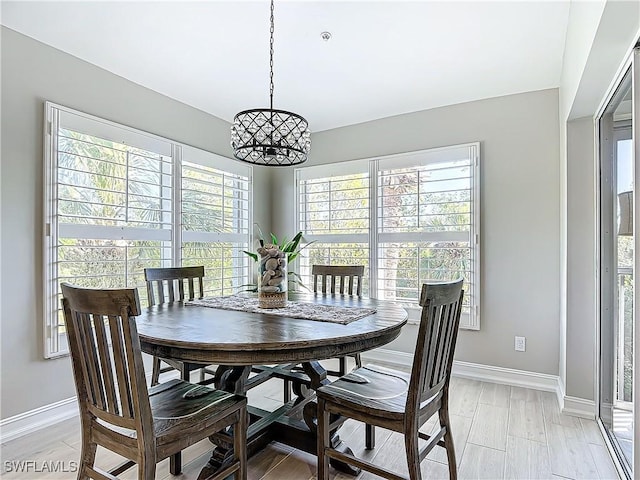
[243,229,313,308]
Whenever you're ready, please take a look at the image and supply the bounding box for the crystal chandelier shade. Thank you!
[230,0,310,166]
[231,108,310,166]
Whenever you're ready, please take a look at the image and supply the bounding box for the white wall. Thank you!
[272,89,561,376]
[0,27,271,418]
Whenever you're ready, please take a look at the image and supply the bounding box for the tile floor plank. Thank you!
[259,449,316,480]
[504,435,553,479]
[468,403,509,450]
[425,414,473,466]
[478,382,511,408]
[457,443,506,480]
[581,417,606,446]
[588,443,620,480]
[540,391,582,428]
[546,421,601,479]
[508,398,547,443]
[448,377,482,418]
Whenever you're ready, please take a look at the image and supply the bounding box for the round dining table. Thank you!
[135,292,408,478]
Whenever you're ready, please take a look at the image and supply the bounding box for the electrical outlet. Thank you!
[515,336,526,352]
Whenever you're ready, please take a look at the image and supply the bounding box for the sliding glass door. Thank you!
[599,48,638,479]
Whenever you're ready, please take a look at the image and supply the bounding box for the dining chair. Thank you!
[144,266,216,385]
[317,278,464,480]
[279,264,366,405]
[61,283,247,480]
[312,264,365,376]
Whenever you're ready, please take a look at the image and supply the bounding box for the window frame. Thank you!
[295,142,480,329]
[43,102,252,358]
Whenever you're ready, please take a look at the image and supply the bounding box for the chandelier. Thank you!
[230,0,311,166]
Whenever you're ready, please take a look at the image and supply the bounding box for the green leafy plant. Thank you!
[242,226,314,291]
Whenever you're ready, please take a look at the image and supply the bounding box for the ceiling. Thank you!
[1,1,571,132]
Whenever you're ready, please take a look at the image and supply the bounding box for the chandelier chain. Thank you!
[269,0,274,110]
[230,0,310,166]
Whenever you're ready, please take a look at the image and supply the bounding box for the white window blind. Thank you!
[296,143,480,329]
[44,102,252,358]
[298,168,370,295]
[181,147,251,297]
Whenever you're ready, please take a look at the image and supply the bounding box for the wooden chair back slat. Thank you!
[61,284,150,428]
[120,302,154,430]
[167,281,175,303]
[73,312,95,406]
[144,266,205,306]
[409,279,464,409]
[147,282,156,306]
[157,281,166,304]
[311,265,364,297]
[81,313,105,410]
[92,313,118,414]
[108,314,133,418]
[188,277,195,300]
[178,280,185,301]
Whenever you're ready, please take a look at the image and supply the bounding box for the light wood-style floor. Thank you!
[0,375,620,479]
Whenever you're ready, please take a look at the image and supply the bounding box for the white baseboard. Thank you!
[362,348,561,391]
[452,360,561,393]
[362,348,596,418]
[0,370,158,444]
[563,396,597,419]
[555,379,596,419]
[0,396,78,443]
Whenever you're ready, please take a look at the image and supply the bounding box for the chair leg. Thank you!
[354,353,362,368]
[317,398,331,480]
[284,379,291,403]
[169,452,181,475]
[138,451,157,480]
[404,429,422,480]
[77,437,97,480]
[439,407,457,480]
[151,357,161,386]
[339,357,348,375]
[200,367,206,383]
[365,424,375,449]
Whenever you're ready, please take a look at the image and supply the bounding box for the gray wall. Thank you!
[0,27,270,418]
[272,89,561,376]
[565,116,597,401]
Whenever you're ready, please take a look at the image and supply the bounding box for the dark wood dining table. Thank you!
[135,292,408,479]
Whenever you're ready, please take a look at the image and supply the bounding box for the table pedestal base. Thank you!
[197,362,361,478]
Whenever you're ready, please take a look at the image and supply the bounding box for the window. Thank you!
[296,143,480,329]
[44,103,252,358]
